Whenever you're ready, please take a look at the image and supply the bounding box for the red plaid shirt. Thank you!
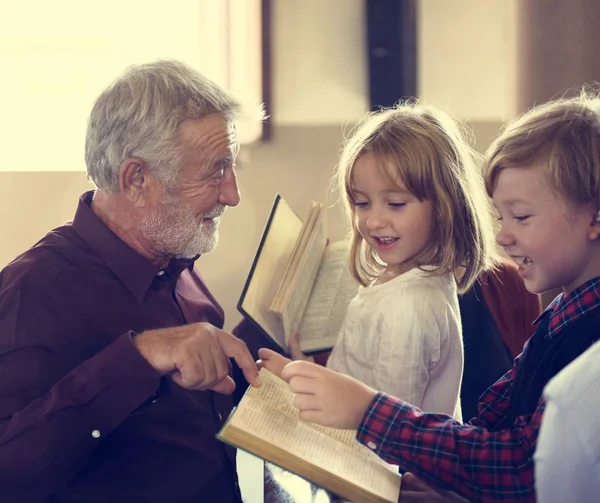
[357,277,600,502]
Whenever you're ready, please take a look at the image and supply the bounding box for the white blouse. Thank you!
[326,267,463,420]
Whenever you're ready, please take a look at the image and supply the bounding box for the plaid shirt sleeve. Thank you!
[357,355,545,502]
[469,355,519,428]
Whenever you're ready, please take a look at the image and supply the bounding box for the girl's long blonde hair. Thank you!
[336,102,497,293]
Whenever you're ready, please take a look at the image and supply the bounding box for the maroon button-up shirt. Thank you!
[0,191,242,503]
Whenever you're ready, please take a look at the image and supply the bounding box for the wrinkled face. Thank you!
[492,165,599,293]
[351,153,434,277]
[140,114,240,258]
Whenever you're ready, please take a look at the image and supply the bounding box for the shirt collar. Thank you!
[71,191,199,301]
[533,277,600,339]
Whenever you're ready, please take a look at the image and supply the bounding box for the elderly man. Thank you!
[0,60,260,502]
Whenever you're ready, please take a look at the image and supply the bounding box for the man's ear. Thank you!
[118,158,154,207]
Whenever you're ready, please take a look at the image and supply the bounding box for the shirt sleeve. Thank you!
[0,287,162,501]
[356,357,542,502]
[469,366,515,429]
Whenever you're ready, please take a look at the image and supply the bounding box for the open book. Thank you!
[218,369,402,503]
[237,194,358,354]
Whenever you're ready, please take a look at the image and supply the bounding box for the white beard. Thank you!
[139,191,224,259]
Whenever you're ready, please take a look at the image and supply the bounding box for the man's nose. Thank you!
[219,167,241,207]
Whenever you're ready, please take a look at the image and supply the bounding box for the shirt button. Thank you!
[367,441,377,450]
[91,430,101,439]
[156,270,165,277]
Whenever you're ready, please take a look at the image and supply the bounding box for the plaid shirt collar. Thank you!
[534,276,600,339]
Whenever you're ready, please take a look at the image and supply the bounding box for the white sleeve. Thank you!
[371,291,442,409]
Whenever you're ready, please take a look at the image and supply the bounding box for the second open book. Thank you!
[237,194,358,354]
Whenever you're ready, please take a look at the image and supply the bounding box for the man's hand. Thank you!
[134,322,259,395]
[400,473,469,503]
[280,361,377,429]
[257,348,291,379]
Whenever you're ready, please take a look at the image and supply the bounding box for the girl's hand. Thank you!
[280,361,377,429]
[288,332,315,363]
[257,348,291,379]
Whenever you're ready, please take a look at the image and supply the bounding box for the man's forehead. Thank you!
[178,116,238,151]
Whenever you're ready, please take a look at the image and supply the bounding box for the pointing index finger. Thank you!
[217,330,260,387]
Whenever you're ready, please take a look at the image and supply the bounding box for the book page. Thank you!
[279,208,328,338]
[227,370,401,501]
[270,203,320,313]
[238,196,303,349]
[245,371,396,462]
[298,241,359,353]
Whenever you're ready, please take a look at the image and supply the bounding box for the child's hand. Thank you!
[257,348,291,379]
[280,361,377,429]
[288,332,315,363]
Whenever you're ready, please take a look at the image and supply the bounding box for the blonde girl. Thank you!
[263,102,497,420]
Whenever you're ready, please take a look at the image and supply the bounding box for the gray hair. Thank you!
[85,59,242,191]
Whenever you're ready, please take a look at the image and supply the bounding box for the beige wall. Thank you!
[0,173,95,263]
[418,0,517,121]
[0,0,514,330]
[272,0,368,125]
